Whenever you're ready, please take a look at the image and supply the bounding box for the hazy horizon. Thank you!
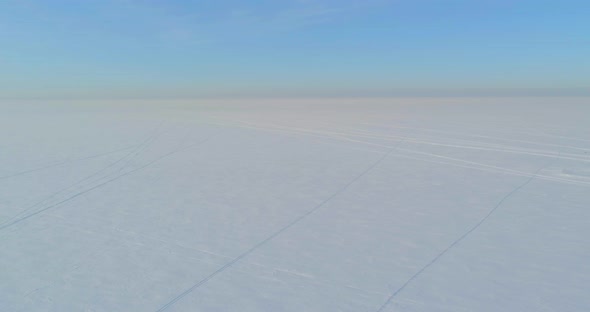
[2,0,589,99]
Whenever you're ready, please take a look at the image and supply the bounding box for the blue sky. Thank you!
[1,0,589,98]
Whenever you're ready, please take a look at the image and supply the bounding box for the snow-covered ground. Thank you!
[1,97,589,311]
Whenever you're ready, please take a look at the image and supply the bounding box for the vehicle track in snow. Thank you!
[154,140,403,312]
[205,119,590,187]
[0,144,138,181]
[216,118,590,163]
[374,161,553,312]
[356,121,590,149]
[0,126,162,228]
[0,127,216,233]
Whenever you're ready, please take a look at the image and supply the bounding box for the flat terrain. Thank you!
[1,97,589,311]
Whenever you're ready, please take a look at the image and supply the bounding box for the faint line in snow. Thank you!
[1,126,162,226]
[0,132,216,233]
[219,118,590,163]
[356,121,590,148]
[334,126,590,162]
[374,162,552,312]
[208,119,590,187]
[154,142,402,312]
[0,144,138,181]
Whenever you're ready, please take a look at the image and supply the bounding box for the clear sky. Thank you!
[1,0,589,99]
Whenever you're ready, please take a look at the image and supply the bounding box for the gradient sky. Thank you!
[1,0,589,98]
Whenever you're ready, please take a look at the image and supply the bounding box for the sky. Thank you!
[1,0,589,99]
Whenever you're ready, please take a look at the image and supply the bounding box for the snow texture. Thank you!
[1,97,590,311]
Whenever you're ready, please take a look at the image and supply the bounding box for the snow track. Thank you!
[1,98,589,312]
[0,127,218,232]
[155,140,401,312]
[374,161,553,311]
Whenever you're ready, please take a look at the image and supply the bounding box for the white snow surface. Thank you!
[1,97,589,311]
